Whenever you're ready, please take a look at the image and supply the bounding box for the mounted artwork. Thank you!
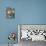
[18,25,46,41]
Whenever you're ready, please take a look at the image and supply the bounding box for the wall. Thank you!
[0,0,46,44]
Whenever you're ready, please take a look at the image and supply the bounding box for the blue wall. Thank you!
[0,0,46,44]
